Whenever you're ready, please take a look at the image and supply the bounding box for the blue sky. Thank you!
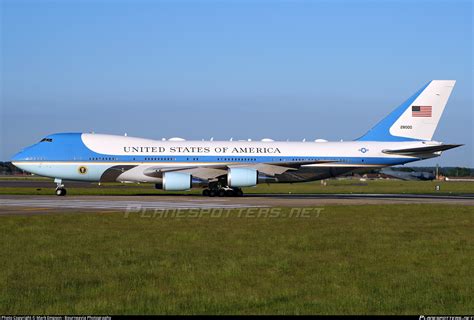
[1,0,472,166]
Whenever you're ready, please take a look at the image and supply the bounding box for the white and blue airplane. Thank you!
[12,80,461,196]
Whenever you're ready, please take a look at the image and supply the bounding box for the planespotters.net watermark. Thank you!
[419,316,474,320]
[124,206,324,219]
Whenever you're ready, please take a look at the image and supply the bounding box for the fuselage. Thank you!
[12,132,429,184]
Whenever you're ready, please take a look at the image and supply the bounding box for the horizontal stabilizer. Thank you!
[382,144,463,155]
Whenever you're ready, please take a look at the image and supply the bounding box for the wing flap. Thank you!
[169,167,227,180]
[231,163,296,175]
[143,165,227,180]
[232,160,336,176]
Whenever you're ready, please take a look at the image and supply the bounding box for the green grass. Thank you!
[0,178,472,195]
[0,205,472,314]
[0,176,50,180]
[245,179,474,195]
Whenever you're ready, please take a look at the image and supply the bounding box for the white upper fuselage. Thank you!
[81,133,423,164]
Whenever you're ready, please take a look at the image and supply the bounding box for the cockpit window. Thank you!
[40,138,53,142]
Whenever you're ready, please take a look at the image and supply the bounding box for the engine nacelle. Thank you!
[227,167,258,187]
[155,172,192,191]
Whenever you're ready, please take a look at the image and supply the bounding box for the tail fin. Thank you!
[357,80,456,141]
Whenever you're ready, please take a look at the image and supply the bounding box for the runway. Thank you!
[0,193,473,215]
[0,196,266,215]
[0,179,92,188]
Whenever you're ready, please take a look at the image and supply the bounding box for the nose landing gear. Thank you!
[55,188,67,196]
[54,178,67,196]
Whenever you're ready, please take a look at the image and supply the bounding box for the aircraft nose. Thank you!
[11,143,38,162]
[11,150,26,162]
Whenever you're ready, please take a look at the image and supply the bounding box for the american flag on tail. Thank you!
[412,106,432,117]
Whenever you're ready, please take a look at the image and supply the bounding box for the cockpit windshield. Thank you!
[40,138,53,142]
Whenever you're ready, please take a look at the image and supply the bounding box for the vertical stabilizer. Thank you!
[357,80,455,141]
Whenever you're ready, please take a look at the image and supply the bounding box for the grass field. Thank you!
[0,205,472,314]
[0,178,473,195]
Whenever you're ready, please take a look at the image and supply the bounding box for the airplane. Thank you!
[380,167,436,181]
[12,80,462,197]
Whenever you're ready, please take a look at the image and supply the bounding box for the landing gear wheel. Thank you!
[218,189,226,197]
[225,189,235,197]
[202,189,210,196]
[209,190,217,197]
[55,188,67,196]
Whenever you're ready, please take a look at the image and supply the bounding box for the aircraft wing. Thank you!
[142,160,336,180]
[382,144,462,156]
[231,160,337,175]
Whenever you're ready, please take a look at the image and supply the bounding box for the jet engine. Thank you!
[227,167,258,187]
[155,172,192,191]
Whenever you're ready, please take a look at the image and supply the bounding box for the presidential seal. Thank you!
[78,166,88,174]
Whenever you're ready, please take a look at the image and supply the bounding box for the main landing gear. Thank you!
[202,186,243,197]
[55,178,67,196]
